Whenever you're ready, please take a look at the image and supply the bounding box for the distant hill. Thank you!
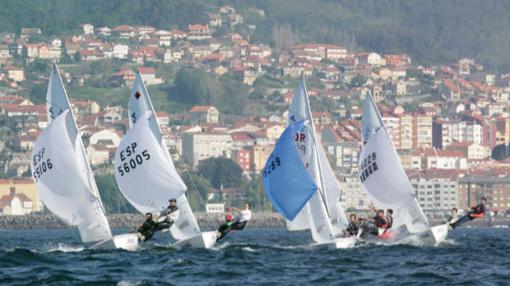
[2,0,510,70]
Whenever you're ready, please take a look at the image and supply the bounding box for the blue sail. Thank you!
[262,120,317,220]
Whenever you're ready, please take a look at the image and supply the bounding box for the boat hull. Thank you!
[430,224,449,245]
[171,231,217,249]
[312,236,357,249]
[90,233,139,251]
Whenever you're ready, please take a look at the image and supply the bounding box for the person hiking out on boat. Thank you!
[451,197,487,229]
[137,212,156,241]
[385,209,393,229]
[154,198,179,231]
[217,202,252,241]
[445,207,459,228]
[345,213,359,236]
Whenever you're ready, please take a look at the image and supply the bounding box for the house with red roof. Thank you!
[188,24,212,40]
[0,188,33,215]
[137,67,163,85]
[190,106,220,124]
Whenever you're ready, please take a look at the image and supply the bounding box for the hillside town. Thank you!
[0,5,509,218]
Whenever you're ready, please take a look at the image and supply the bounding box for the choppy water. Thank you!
[0,227,509,285]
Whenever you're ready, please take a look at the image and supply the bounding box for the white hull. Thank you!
[171,231,217,249]
[90,233,139,251]
[312,236,357,249]
[429,224,449,245]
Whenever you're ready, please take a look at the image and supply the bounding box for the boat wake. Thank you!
[45,243,85,253]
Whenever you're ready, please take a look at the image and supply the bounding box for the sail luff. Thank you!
[48,63,106,212]
[299,77,331,218]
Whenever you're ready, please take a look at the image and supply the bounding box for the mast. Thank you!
[300,76,331,217]
[49,63,105,211]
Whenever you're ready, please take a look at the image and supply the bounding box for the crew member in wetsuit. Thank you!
[385,209,393,229]
[217,202,252,241]
[372,209,388,235]
[345,213,359,236]
[137,212,156,241]
[154,198,179,231]
[446,207,459,228]
[451,197,487,229]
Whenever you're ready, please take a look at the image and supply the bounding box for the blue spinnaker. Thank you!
[262,120,317,220]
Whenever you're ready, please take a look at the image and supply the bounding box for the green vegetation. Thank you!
[169,68,248,115]
[197,157,245,189]
[95,174,136,213]
[2,1,510,69]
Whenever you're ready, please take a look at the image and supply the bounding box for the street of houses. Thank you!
[0,5,509,217]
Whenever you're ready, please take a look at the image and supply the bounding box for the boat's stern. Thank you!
[171,231,218,249]
[113,233,139,251]
[430,224,449,245]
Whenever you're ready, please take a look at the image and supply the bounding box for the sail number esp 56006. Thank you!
[32,147,53,182]
[117,142,151,176]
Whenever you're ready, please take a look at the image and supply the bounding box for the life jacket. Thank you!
[470,204,485,218]
[226,214,233,222]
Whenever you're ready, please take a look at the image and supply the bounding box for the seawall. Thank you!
[1,212,509,230]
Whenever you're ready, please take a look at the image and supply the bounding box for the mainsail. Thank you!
[359,91,429,234]
[286,78,348,242]
[31,64,112,243]
[263,120,317,220]
[115,73,201,240]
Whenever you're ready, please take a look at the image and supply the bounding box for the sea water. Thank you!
[0,228,509,285]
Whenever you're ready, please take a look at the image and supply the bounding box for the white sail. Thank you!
[31,110,112,243]
[117,73,201,240]
[360,91,429,234]
[317,142,349,234]
[286,78,347,242]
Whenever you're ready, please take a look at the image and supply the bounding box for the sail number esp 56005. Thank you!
[117,142,151,176]
[32,147,53,182]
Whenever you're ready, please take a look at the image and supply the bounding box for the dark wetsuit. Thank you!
[154,207,178,231]
[385,215,393,229]
[138,219,156,241]
[346,222,359,236]
[217,220,248,241]
[451,204,486,229]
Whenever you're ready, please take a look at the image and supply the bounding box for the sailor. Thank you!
[154,198,179,231]
[217,203,252,241]
[373,209,388,233]
[345,213,359,236]
[137,212,156,241]
[385,209,393,229]
[446,207,459,227]
[451,197,487,229]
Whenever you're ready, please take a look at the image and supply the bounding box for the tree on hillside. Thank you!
[198,157,245,189]
[95,174,136,213]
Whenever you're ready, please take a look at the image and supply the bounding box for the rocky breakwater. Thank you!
[0,212,286,230]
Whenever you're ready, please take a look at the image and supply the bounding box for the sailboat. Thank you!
[31,64,138,251]
[113,72,216,249]
[265,78,355,249]
[359,90,447,244]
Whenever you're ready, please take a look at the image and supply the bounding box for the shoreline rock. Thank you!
[0,213,508,230]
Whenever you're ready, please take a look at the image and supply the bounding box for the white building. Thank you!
[410,171,459,216]
[339,175,370,211]
[112,44,129,59]
[182,133,232,169]
[0,190,33,215]
[206,203,225,213]
[82,24,94,35]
